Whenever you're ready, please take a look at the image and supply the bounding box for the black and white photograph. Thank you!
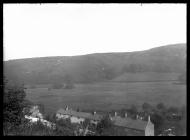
[3,3,186,136]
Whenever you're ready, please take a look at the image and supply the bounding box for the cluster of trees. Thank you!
[104,102,186,136]
[51,74,74,89]
[3,77,111,136]
[96,115,113,135]
[3,77,30,135]
[122,64,150,73]
[121,63,174,73]
[3,77,78,136]
[102,66,118,80]
[139,102,185,135]
[178,72,186,84]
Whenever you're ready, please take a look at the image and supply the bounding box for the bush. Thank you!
[52,83,63,89]
[178,72,186,83]
[156,103,166,111]
[128,105,138,116]
[142,102,152,113]
[64,83,74,89]
[54,119,76,136]
[96,115,113,134]
[167,107,179,114]
[45,113,57,123]
[63,74,75,89]
[150,113,165,134]
[30,84,36,89]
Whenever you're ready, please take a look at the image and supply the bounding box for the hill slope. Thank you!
[4,43,186,85]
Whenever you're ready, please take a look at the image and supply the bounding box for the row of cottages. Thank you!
[56,106,154,136]
[56,106,102,125]
[110,112,154,136]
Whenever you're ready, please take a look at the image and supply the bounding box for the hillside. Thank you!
[4,43,186,85]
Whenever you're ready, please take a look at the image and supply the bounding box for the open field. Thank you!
[25,81,186,114]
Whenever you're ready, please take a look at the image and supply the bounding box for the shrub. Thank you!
[63,74,75,89]
[52,83,63,89]
[96,115,113,134]
[167,107,179,114]
[128,105,138,116]
[30,85,36,89]
[156,103,166,111]
[142,102,152,112]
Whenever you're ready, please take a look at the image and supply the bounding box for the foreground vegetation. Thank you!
[4,77,186,136]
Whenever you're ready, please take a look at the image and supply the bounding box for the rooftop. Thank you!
[112,116,148,131]
[57,109,103,121]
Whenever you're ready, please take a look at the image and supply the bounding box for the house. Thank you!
[110,112,154,136]
[56,107,103,125]
[24,105,56,129]
[166,112,182,121]
[29,105,43,119]
[56,107,154,136]
[158,127,176,136]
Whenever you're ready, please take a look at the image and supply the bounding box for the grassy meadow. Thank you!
[25,80,186,114]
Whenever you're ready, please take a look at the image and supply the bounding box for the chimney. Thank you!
[114,112,117,117]
[109,114,113,121]
[148,115,151,122]
[65,106,69,111]
[93,111,96,115]
[125,112,127,118]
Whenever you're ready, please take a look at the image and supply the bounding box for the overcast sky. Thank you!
[3,4,186,61]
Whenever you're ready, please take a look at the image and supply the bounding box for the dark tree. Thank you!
[156,103,166,111]
[167,106,179,114]
[64,74,74,89]
[178,105,186,135]
[150,113,165,135]
[36,103,45,115]
[3,78,27,133]
[52,82,63,89]
[142,102,152,113]
[103,67,117,80]
[51,74,64,89]
[54,119,76,136]
[82,118,91,129]
[178,72,186,83]
[30,84,36,89]
[96,115,113,134]
[128,105,138,116]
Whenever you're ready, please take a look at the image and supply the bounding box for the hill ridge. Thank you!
[5,43,186,62]
[4,43,186,85]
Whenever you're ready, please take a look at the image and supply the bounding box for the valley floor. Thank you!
[25,81,186,114]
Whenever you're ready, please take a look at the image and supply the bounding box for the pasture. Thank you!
[25,81,186,114]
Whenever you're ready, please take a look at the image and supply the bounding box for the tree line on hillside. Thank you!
[178,72,186,84]
[121,63,175,73]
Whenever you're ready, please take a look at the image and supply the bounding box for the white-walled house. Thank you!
[56,107,102,125]
[24,105,56,129]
